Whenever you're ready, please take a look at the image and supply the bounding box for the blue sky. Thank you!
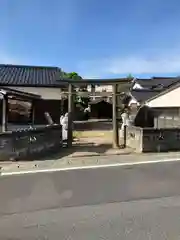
[1,0,180,78]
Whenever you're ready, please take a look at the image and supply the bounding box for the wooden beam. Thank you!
[2,96,8,132]
[60,91,113,97]
[57,78,132,85]
[67,84,73,147]
[112,84,119,148]
[60,91,132,98]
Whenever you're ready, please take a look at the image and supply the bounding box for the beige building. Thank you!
[146,83,180,108]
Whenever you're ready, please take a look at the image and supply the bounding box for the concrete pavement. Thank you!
[1,161,180,239]
[1,196,180,239]
[2,160,180,215]
[0,155,180,240]
[1,151,180,175]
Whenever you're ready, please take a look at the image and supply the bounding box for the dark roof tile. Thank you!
[0,64,64,87]
[131,89,162,103]
[136,77,180,89]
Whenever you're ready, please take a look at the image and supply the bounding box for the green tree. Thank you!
[62,71,89,107]
[63,72,82,80]
[127,73,134,79]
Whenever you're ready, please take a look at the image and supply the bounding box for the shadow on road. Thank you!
[31,142,114,160]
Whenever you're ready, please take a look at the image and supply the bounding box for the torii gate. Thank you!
[59,78,133,148]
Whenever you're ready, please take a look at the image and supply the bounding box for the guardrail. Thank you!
[0,124,62,161]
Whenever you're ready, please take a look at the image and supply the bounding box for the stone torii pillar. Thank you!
[2,95,8,132]
[67,83,74,147]
[112,84,119,148]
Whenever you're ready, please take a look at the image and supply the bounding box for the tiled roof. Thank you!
[131,89,162,103]
[0,64,64,87]
[145,80,180,104]
[136,77,180,89]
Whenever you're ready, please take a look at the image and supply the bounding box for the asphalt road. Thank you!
[1,161,180,239]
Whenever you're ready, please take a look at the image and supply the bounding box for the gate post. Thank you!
[2,95,8,132]
[112,84,119,148]
[67,83,73,147]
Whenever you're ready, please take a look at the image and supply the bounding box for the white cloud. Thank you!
[78,50,180,78]
[108,56,180,75]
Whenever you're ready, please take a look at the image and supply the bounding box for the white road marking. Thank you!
[1,158,180,176]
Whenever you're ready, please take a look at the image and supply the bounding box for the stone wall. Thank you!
[0,124,62,161]
[126,126,180,152]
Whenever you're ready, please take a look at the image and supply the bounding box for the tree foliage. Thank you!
[127,73,134,79]
[62,71,82,80]
[62,71,89,107]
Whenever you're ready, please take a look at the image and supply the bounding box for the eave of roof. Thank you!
[0,87,41,100]
[146,81,180,103]
[131,89,162,103]
[135,76,180,89]
[0,83,66,88]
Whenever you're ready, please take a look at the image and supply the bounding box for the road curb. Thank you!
[1,157,180,176]
[69,152,134,158]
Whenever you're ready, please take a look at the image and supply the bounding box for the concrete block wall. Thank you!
[154,117,180,128]
[0,124,63,161]
[142,128,180,152]
[126,126,180,153]
[126,126,143,152]
[153,107,180,128]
